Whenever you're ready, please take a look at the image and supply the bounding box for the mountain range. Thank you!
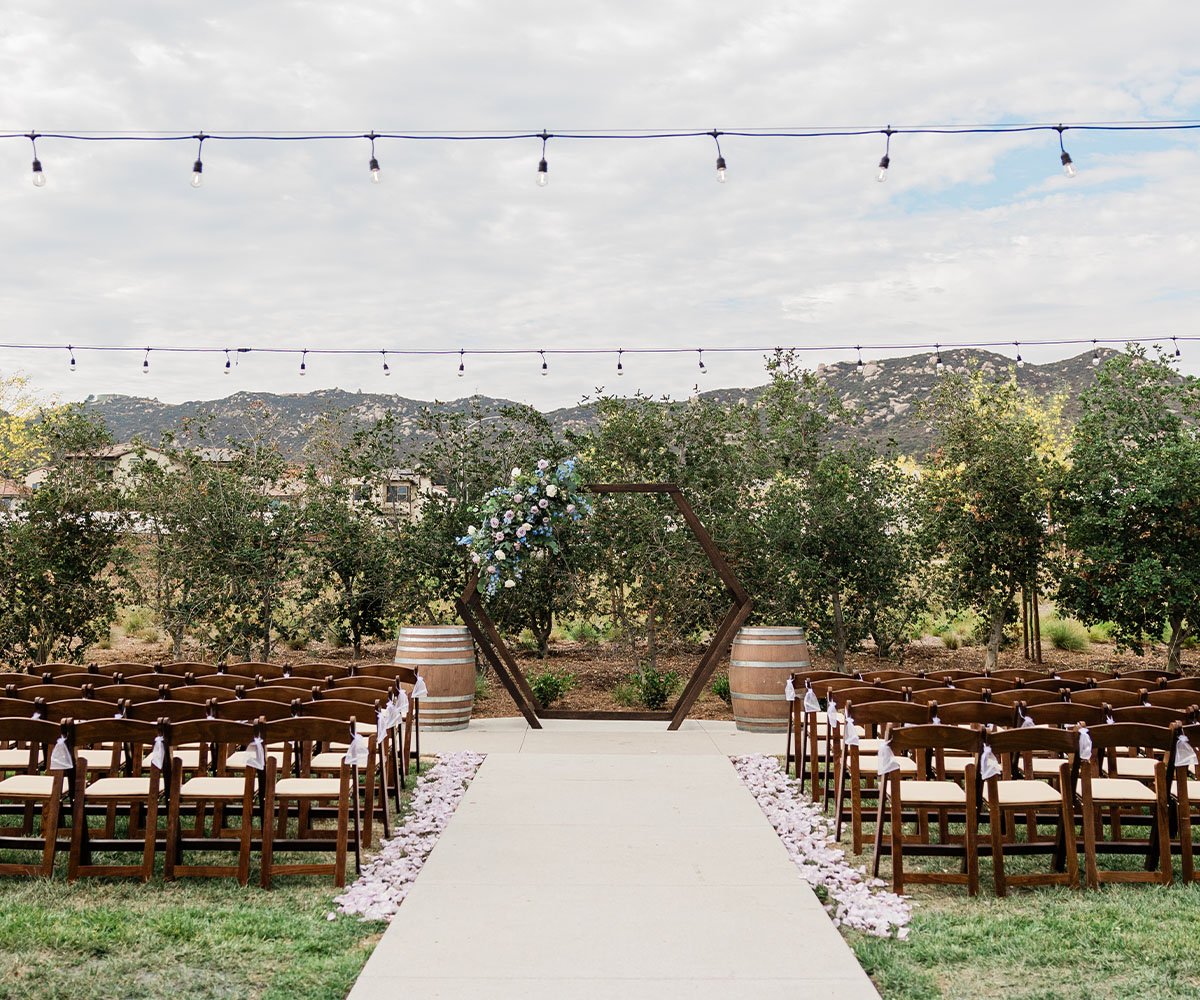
[79,348,1107,460]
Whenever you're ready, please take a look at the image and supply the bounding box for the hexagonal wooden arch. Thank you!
[455,483,752,730]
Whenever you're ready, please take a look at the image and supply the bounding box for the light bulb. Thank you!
[1061,152,1076,178]
[537,158,549,187]
[716,156,727,183]
[876,155,890,183]
[191,159,203,188]
[32,159,46,187]
[1016,355,1024,369]
[369,157,381,184]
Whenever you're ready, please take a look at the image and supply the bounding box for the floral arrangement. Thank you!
[458,457,591,595]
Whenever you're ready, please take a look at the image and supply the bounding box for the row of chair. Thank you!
[0,714,375,887]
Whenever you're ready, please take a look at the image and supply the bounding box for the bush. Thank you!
[1087,621,1115,643]
[475,671,490,701]
[614,662,682,711]
[1044,617,1090,652]
[529,668,576,708]
[121,605,158,640]
[710,673,731,705]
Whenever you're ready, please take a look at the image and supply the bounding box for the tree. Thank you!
[1056,347,1200,669]
[0,374,48,480]
[0,407,129,663]
[921,371,1055,670]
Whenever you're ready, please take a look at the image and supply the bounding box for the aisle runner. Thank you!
[336,751,485,921]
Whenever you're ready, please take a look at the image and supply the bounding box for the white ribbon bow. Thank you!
[1020,713,1036,728]
[784,677,795,703]
[394,688,409,720]
[344,732,370,767]
[876,740,901,776]
[246,737,267,771]
[149,735,166,771]
[980,743,1003,780]
[932,714,942,726]
[412,675,428,700]
[376,709,387,744]
[50,736,74,771]
[1176,734,1199,770]
[802,686,820,714]
[1078,727,1093,762]
[844,712,860,748]
[826,698,839,733]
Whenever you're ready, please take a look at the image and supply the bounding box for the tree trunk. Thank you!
[171,624,185,660]
[984,601,1006,671]
[259,588,274,661]
[1166,615,1187,672]
[830,582,847,672]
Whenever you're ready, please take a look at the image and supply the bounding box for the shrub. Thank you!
[1087,621,1115,643]
[529,668,576,708]
[940,631,964,650]
[475,671,490,701]
[615,662,682,711]
[710,673,732,705]
[1044,617,1090,652]
[121,605,159,641]
[562,619,604,644]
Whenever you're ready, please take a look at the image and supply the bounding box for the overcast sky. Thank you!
[2,2,1199,410]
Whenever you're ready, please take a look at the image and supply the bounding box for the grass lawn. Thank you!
[831,800,1200,999]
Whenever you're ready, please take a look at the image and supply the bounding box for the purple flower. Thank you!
[490,517,500,529]
[537,459,550,471]
[538,498,549,509]
[566,503,576,514]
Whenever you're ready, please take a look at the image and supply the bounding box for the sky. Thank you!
[2,2,1199,410]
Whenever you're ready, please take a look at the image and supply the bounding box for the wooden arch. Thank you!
[456,483,752,730]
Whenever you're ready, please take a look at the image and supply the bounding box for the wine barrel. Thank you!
[728,626,810,733]
[394,625,477,731]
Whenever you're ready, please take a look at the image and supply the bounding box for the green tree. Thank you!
[921,371,1055,670]
[1056,347,1200,669]
[0,408,129,663]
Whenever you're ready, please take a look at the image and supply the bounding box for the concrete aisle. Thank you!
[349,721,880,1000]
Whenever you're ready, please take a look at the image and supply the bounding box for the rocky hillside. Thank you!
[81,349,1108,459]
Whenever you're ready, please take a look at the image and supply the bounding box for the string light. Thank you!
[367,131,381,184]
[1015,342,1024,369]
[6,120,1196,189]
[190,133,205,188]
[224,349,232,375]
[698,349,706,373]
[711,130,727,183]
[617,349,624,376]
[537,131,550,187]
[299,349,307,376]
[458,349,465,377]
[68,345,75,372]
[142,348,150,374]
[539,350,548,376]
[934,345,944,374]
[381,350,391,375]
[1056,124,1077,178]
[28,132,45,188]
[876,126,893,183]
[1173,336,1182,358]
[1092,341,1101,366]
[855,346,864,376]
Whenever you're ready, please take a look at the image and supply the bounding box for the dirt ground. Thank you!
[88,629,1199,721]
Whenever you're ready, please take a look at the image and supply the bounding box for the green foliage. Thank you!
[1087,620,1115,643]
[561,618,607,643]
[710,672,732,705]
[474,670,490,701]
[1056,346,1200,670]
[0,407,129,664]
[528,667,576,708]
[614,662,681,710]
[1043,616,1090,652]
[921,371,1057,669]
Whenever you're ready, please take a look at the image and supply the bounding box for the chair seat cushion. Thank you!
[85,777,159,799]
[1029,758,1072,777]
[1110,757,1158,779]
[1078,777,1157,803]
[990,779,1064,807]
[0,749,31,768]
[856,738,886,753]
[77,748,125,768]
[179,776,249,800]
[0,774,59,799]
[941,755,974,775]
[225,750,284,769]
[274,777,342,798]
[156,749,202,769]
[897,779,966,805]
[857,754,918,776]
[311,752,353,770]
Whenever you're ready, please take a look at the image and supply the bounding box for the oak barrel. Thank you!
[728,626,810,733]
[394,625,477,731]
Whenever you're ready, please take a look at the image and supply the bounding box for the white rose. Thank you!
[511,467,522,479]
[545,484,558,497]
[467,525,477,535]
[503,579,517,589]
[495,550,506,561]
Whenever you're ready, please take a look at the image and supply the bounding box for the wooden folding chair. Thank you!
[299,700,386,843]
[1076,722,1176,889]
[991,688,1065,708]
[289,662,349,681]
[68,718,168,882]
[873,724,982,896]
[258,716,363,888]
[159,661,216,677]
[988,668,1049,683]
[224,661,286,680]
[981,726,1080,896]
[1175,722,1200,884]
[163,719,260,886]
[0,718,72,875]
[1069,688,1143,709]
